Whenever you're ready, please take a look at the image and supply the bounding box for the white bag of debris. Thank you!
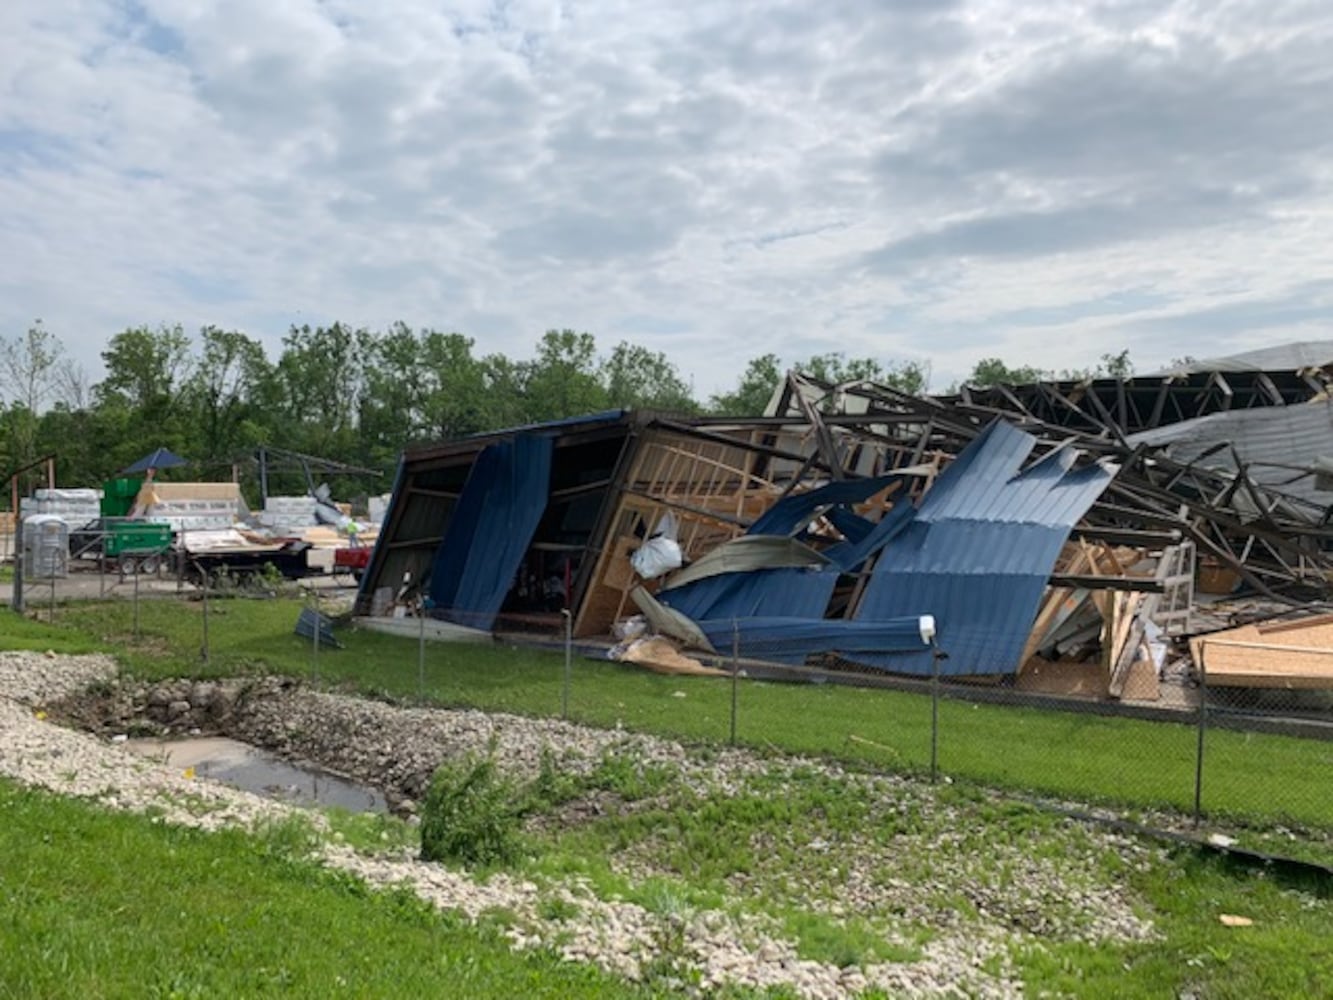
[630,512,682,579]
[612,615,649,641]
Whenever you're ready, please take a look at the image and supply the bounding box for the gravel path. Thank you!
[2,651,1161,998]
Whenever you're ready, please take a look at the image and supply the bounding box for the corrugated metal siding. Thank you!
[429,435,553,629]
[852,421,1114,675]
[1156,341,1333,374]
[1127,398,1333,507]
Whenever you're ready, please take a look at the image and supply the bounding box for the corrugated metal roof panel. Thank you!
[1128,398,1333,507]
[1154,340,1333,375]
[852,421,1114,675]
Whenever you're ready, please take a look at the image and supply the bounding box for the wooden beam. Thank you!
[1070,525,1183,547]
[618,487,752,529]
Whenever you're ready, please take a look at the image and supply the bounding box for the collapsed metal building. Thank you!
[355,343,1333,696]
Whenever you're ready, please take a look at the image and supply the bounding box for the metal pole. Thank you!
[259,446,269,510]
[12,531,23,613]
[561,609,572,720]
[201,565,211,667]
[133,563,141,639]
[418,603,427,702]
[1194,641,1207,826]
[49,573,56,623]
[930,637,941,784]
[730,619,740,746]
[310,589,319,683]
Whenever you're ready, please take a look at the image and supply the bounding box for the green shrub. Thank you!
[420,748,527,867]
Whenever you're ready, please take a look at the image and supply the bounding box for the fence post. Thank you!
[12,542,23,613]
[418,603,427,702]
[922,615,941,784]
[49,574,56,623]
[561,609,572,720]
[200,564,211,667]
[309,588,319,684]
[730,619,740,746]
[1194,640,1207,826]
[132,564,141,640]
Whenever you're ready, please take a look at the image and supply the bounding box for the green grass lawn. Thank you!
[3,772,1329,1000]
[6,596,1332,836]
[520,767,1333,1000]
[4,598,1332,999]
[0,779,642,1000]
[1022,851,1333,999]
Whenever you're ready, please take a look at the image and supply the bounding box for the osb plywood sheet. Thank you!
[149,482,245,502]
[1119,651,1161,702]
[1192,618,1333,688]
[1015,658,1109,699]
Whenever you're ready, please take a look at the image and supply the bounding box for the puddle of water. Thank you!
[124,736,387,813]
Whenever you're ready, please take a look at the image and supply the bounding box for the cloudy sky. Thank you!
[2,0,1331,396]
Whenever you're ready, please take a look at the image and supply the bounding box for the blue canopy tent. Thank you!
[121,448,189,474]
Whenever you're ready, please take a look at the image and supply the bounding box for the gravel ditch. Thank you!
[3,651,1163,998]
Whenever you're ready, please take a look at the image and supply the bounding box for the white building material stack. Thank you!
[368,493,393,526]
[18,488,102,527]
[257,495,321,534]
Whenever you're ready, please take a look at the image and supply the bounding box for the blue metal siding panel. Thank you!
[852,421,1113,675]
[749,474,904,536]
[428,434,554,629]
[660,567,839,622]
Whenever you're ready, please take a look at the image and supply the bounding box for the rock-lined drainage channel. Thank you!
[123,736,388,813]
[3,652,1171,999]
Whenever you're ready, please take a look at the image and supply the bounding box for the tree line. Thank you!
[1,320,1130,505]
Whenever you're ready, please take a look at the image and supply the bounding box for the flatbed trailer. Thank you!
[176,541,315,583]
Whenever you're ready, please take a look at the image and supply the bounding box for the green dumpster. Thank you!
[100,478,144,518]
[104,522,172,559]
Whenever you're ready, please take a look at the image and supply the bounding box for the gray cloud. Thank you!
[2,0,1332,399]
[865,186,1271,269]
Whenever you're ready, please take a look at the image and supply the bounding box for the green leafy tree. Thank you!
[2,320,64,412]
[801,353,883,384]
[477,353,530,431]
[185,327,273,463]
[94,324,195,469]
[801,352,929,396]
[273,324,366,429]
[1059,349,1135,382]
[521,330,610,422]
[97,324,194,408]
[359,322,429,452]
[709,353,782,415]
[965,357,1050,388]
[2,320,66,468]
[600,341,697,413]
[1099,349,1133,379]
[420,331,493,439]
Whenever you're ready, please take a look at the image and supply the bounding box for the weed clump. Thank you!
[419,747,526,867]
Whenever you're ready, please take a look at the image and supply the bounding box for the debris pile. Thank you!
[359,344,1333,703]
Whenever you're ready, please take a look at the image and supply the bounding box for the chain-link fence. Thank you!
[5,566,1330,864]
[382,607,1333,863]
